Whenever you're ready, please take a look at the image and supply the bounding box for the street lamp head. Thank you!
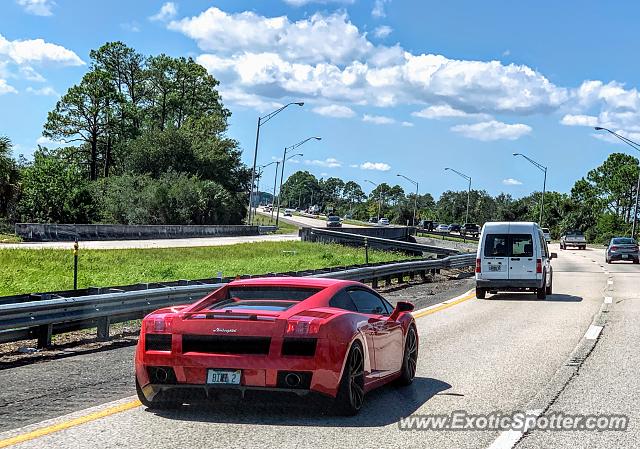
[444,167,450,171]
[313,136,321,140]
[512,153,520,156]
[295,102,304,107]
[594,126,604,131]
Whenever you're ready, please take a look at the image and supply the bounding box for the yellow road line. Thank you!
[413,291,476,319]
[0,399,141,448]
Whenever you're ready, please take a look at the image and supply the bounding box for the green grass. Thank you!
[0,233,22,243]
[417,232,478,244]
[0,241,412,296]
[253,214,299,234]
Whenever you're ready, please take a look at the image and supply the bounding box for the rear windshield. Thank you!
[211,287,321,311]
[568,230,584,236]
[542,228,550,233]
[328,216,340,221]
[484,234,534,257]
[612,238,636,245]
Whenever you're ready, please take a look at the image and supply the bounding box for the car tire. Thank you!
[396,325,418,386]
[135,378,181,410]
[545,274,553,295]
[333,342,365,416]
[476,287,486,299]
[634,258,639,265]
[536,277,547,300]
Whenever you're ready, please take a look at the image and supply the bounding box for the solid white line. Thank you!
[411,289,474,316]
[486,409,543,449]
[604,297,613,304]
[584,325,603,340]
[607,280,613,285]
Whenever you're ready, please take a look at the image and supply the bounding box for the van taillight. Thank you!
[536,259,542,273]
[475,258,481,273]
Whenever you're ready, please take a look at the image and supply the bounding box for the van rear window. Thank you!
[484,234,534,257]
[484,234,509,257]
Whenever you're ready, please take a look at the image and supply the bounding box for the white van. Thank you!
[475,222,556,299]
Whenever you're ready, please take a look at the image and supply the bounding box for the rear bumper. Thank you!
[476,278,543,290]
[138,382,333,404]
[135,338,348,399]
[563,241,586,246]
[608,252,639,261]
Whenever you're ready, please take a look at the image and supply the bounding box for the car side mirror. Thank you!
[395,301,414,312]
[550,252,558,259]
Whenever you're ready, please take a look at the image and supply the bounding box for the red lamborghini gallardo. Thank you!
[135,277,418,415]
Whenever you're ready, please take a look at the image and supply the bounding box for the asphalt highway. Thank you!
[1,245,637,449]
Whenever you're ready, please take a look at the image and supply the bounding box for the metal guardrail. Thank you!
[0,253,475,348]
[306,228,459,256]
[417,229,480,242]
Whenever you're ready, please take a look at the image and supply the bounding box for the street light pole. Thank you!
[512,154,547,226]
[274,137,321,226]
[444,168,472,224]
[271,161,280,221]
[365,180,383,221]
[247,102,304,225]
[254,161,277,221]
[397,174,419,226]
[594,127,640,238]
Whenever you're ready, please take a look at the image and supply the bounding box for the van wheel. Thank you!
[476,287,486,299]
[545,276,553,295]
[536,285,547,300]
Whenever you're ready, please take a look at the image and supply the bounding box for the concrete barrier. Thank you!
[299,226,413,242]
[15,223,261,242]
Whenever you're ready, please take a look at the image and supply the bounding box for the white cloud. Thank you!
[16,0,55,16]
[26,85,58,96]
[19,66,45,82]
[121,22,141,32]
[304,157,342,168]
[503,178,523,186]
[373,25,392,38]
[359,161,391,171]
[0,34,84,66]
[171,9,372,66]
[283,0,355,5]
[412,104,491,120]
[401,121,414,127]
[150,2,177,22]
[560,114,598,127]
[372,0,390,18]
[171,5,640,134]
[451,120,532,141]
[36,135,61,146]
[312,104,355,118]
[0,79,17,95]
[363,114,395,125]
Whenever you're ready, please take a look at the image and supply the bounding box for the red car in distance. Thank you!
[135,277,418,415]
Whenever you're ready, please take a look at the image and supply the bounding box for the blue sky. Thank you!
[2,0,640,199]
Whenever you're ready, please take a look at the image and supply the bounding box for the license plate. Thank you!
[622,254,629,259]
[206,369,241,385]
[489,265,501,272]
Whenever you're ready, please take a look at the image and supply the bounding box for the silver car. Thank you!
[605,237,639,264]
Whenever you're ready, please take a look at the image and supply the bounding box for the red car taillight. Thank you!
[475,258,481,273]
[536,259,542,273]
[610,246,618,252]
[285,316,321,336]
[144,314,174,334]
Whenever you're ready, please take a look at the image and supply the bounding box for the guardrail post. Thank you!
[385,275,392,287]
[372,278,379,289]
[97,316,111,341]
[420,270,427,281]
[364,237,369,264]
[36,324,53,348]
[409,271,415,280]
[396,272,404,284]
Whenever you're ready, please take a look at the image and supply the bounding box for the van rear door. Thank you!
[481,233,510,279]
[508,233,536,279]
